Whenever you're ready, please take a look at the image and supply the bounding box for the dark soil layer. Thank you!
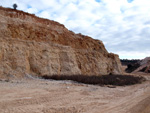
[125,63,140,73]
[42,75,145,86]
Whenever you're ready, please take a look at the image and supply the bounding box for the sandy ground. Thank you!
[0,74,150,113]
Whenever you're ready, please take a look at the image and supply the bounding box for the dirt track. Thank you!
[0,75,150,113]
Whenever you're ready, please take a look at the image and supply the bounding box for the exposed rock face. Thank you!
[133,57,150,73]
[0,7,122,78]
[125,57,150,73]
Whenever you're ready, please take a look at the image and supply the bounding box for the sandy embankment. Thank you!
[0,75,150,113]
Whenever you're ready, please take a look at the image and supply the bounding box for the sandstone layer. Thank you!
[0,7,122,78]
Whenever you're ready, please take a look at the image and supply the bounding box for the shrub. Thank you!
[13,3,17,10]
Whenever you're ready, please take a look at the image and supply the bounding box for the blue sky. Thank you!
[95,0,101,2]
[1,0,150,59]
[127,0,134,3]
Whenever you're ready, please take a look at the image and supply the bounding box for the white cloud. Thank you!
[116,51,150,59]
[38,11,51,19]
[0,0,150,59]
[26,8,38,14]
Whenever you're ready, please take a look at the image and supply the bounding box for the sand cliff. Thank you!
[0,7,122,78]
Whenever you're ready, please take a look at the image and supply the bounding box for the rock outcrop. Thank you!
[125,57,150,73]
[134,57,150,73]
[0,6,122,78]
